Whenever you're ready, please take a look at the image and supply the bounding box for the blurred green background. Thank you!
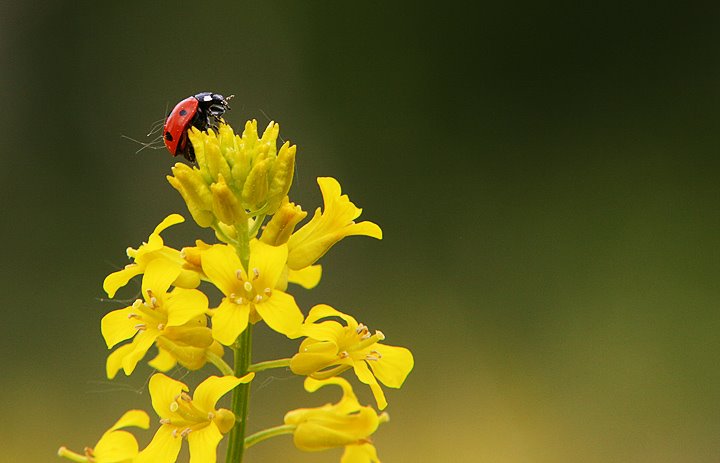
[3,2,720,462]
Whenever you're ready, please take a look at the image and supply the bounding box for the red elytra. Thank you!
[163,96,199,157]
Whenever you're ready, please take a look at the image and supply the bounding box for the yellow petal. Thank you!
[287,177,382,270]
[290,407,379,451]
[201,245,243,297]
[344,220,382,240]
[305,304,358,328]
[287,265,322,289]
[106,344,133,379]
[192,375,246,413]
[148,214,185,248]
[121,331,159,376]
[135,425,182,463]
[165,288,209,327]
[254,290,303,338]
[248,240,288,290]
[141,259,182,301]
[174,268,201,289]
[101,307,138,349]
[103,266,142,298]
[93,430,139,463]
[109,409,150,431]
[366,344,414,389]
[187,424,223,463]
[211,299,250,346]
[149,374,188,419]
[341,443,381,463]
[148,347,177,372]
[289,341,338,375]
[353,361,387,410]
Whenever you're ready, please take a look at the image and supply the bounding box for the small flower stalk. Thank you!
[60,116,413,463]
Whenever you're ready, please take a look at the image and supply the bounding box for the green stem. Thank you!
[244,424,296,449]
[248,358,292,373]
[248,214,266,238]
[205,351,234,376]
[225,324,253,463]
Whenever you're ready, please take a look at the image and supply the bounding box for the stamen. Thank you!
[134,323,147,331]
[339,351,350,359]
[157,323,165,330]
[252,268,260,280]
[207,412,215,420]
[180,427,192,438]
[132,299,143,309]
[236,269,244,280]
[150,297,158,307]
[356,323,367,334]
[361,331,372,340]
[180,392,192,402]
[264,288,272,296]
[127,313,140,319]
[159,418,171,425]
[375,330,386,341]
[235,297,245,305]
[172,428,178,438]
[170,401,179,412]
[243,281,253,293]
[255,295,263,303]
[84,446,95,457]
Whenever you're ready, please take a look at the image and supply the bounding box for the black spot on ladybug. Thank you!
[179,109,188,116]
[165,132,173,141]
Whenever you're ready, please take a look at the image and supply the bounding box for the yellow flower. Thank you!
[290,305,414,410]
[136,373,253,463]
[58,410,149,463]
[260,196,323,290]
[103,214,200,298]
[167,121,296,230]
[102,259,216,378]
[284,377,387,460]
[201,240,304,344]
[287,177,382,271]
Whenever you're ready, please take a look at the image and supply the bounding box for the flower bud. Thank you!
[167,121,298,232]
[167,164,214,228]
[266,142,296,214]
[211,174,246,225]
[261,197,307,246]
[241,158,271,211]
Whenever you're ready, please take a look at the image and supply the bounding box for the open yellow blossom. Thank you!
[58,410,149,463]
[103,214,200,298]
[201,240,303,344]
[286,177,382,271]
[102,259,216,378]
[137,373,253,463]
[260,196,323,290]
[284,377,387,460]
[290,305,414,410]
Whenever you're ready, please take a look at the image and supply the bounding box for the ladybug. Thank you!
[163,92,231,162]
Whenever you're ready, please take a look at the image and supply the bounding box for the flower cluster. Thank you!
[59,120,413,463]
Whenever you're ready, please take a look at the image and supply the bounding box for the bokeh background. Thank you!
[3,2,720,462]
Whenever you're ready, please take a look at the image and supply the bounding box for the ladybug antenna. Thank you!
[121,134,166,154]
[146,118,166,137]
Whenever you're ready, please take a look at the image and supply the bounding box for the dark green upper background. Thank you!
[3,2,720,462]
